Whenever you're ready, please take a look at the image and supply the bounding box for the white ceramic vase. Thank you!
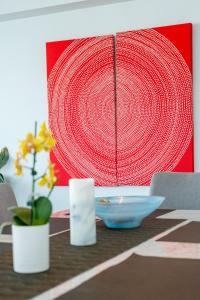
[12,223,49,274]
[69,178,96,246]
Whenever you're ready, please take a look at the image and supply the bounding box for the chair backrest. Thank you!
[150,172,200,209]
[0,183,17,224]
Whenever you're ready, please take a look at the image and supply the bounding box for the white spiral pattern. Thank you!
[48,36,117,186]
[116,29,192,185]
[48,28,192,186]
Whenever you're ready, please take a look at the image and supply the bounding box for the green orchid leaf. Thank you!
[8,206,31,225]
[32,197,52,225]
[0,173,4,183]
[0,147,9,170]
[13,216,27,226]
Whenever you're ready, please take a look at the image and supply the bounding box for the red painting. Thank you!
[46,23,193,186]
[116,23,193,185]
[46,35,117,186]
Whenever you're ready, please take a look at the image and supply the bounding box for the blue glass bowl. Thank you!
[96,196,165,229]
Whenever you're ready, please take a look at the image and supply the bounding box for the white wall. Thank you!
[0,0,199,211]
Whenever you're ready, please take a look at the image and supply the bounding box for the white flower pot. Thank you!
[12,223,49,274]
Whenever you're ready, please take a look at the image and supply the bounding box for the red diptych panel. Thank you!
[46,36,117,186]
[116,23,193,185]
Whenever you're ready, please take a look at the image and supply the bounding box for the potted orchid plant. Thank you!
[10,122,57,274]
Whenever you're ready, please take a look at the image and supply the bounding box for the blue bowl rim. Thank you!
[95,195,165,206]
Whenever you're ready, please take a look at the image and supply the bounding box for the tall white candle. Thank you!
[69,178,96,246]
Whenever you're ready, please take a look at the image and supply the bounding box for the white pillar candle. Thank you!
[69,178,96,246]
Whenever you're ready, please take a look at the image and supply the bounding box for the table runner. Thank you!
[0,210,181,299]
[159,221,200,243]
[60,254,200,300]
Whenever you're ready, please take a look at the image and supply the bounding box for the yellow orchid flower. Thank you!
[14,122,57,210]
[38,175,48,187]
[14,152,23,176]
[38,122,56,151]
[49,162,56,178]
[19,133,43,157]
[38,162,57,189]
[38,122,48,139]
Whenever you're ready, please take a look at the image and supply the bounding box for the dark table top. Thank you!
[1,209,199,300]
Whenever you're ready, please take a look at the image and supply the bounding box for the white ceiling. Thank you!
[0,0,135,22]
[0,0,87,15]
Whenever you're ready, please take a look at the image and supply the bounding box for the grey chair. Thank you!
[150,172,200,209]
[0,183,17,226]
